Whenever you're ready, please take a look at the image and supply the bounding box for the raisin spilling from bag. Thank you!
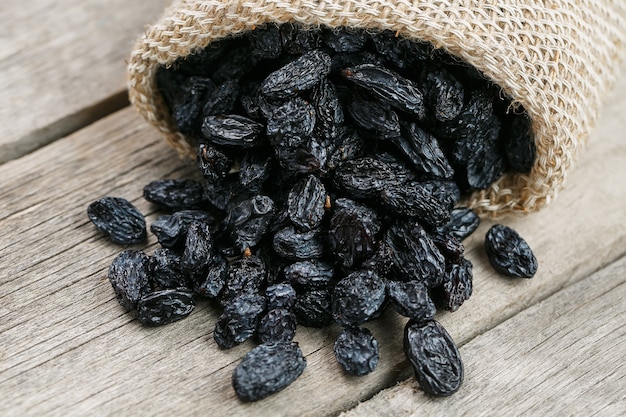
[89,24,539,402]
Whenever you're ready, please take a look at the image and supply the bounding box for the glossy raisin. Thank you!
[293,290,333,328]
[137,288,195,326]
[260,49,331,99]
[232,342,306,402]
[286,175,327,231]
[284,260,335,292]
[214,293,267,349]
[143,179,207,211]
[202,114,264,148]
[404,319,464,396]
[484,224,538,278]
[342,64,425,118]
[386,280,436,322]
[331,269,386,327]
[257,308,297,343]
[87,197,146,245]
[334,327,379,376]
[108,250,151,311]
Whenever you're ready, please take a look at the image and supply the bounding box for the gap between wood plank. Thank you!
[0,91,129,165]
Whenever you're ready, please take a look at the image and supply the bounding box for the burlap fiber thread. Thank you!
[128,0,626,216]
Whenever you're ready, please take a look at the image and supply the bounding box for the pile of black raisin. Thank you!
[89,24,539,401]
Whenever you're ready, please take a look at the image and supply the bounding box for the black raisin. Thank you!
[149,248,188,289]
[404,319,464,396]
[273,226,325,260]
[143,179,207,211]
[484,224,538,278]
[232,342,306,402]
[257,308,297,343]
[137,288,195,326]
[342,64,425,118]
[293,289,333,328]
[383,222,446,287]
[87,197,147,245]
[331,269,386,327]
[260,49,331,99]
[284,260,335,292]
[108,250,151,311]
[265,282,297,310]
[436,207,480,241]
[214,293,267,349]
[328,198,380,269]
[386,280,436,322]
[334,327,379,376]
[201,114,264,148]
[286,175,327,231]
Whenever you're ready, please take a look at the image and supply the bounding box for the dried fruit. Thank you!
[214,293,267,349]
[404,319,464,396]
[232,342,306,401]
[137,288,195,326]
[87,197,146,245]
[260,49,331,99]
[485,224,538,278]
[334,327,379,376]
[257,308,297,343]
[143,179,207,211]
[108,250,151,311]
[331,269,386,327]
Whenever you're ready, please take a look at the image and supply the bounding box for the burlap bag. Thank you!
[127,0,626,216]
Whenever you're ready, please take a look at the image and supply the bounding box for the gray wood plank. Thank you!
[0,0,170,164]
[340,256,626,417]
[0,68,625,416]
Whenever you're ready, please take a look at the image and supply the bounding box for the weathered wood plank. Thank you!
[0,0,170,164]
[341,256,626,417]
[0,67,625,415]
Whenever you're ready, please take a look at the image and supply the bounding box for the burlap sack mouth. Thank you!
[127,0,626,216]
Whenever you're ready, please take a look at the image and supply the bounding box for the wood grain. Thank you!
[341,256,626,417]
[0,0,170,164]
[0,70,624,416]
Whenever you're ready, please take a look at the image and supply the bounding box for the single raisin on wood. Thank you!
[404,319,464,397]
[484,224,538,278]
[232,341,307,402]
[334,327,379,376]
[87,197,147,245]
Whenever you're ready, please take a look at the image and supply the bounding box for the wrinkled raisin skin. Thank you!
[484,224,538,278]
[87,197,146,245]
[404,319,464,397]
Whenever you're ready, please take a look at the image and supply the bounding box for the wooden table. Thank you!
[1,2,625,416]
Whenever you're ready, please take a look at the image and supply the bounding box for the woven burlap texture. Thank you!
[127,0,626,216]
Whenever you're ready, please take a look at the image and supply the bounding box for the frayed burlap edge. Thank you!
[127,0,626,216]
